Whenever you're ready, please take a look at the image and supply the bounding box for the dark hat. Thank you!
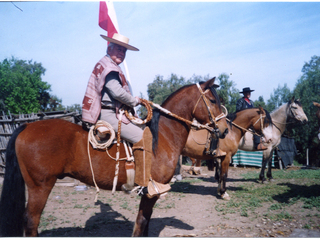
[239,87,255,94]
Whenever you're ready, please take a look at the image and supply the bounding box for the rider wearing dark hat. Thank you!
[236,87,267,150]
[236,87,255,112]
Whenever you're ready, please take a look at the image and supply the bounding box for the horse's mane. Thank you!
[147,108,160,154]
[148,82,221,154]
[286,99,302,109]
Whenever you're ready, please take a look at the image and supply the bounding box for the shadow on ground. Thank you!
[39,200,193,237]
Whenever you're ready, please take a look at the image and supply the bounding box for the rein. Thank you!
[143,83,227,133]
[226,113,266,137]
[271,103,300,134]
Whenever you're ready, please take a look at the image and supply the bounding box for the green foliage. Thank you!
[147,74,192,104]
[0,57,51,114]
[266,83,292,112]
[254,96,267,110]
[48,95,64,111]
[291,55,320,166]
[215,73,241,113]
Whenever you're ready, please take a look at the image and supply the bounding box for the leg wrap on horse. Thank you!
[132,127,171,198]
[132,127,153,187]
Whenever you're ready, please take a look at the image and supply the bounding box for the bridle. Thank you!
[252,113,266,137]
[227,111,267,137]
[192,83,227,132]
[272,102,303,134]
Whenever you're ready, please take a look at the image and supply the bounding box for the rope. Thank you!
[226,113,266,137]
[146,100,217,133]
[87,128,100,202]
[124,99,153,125]
[112,110,123,194]
[88,120,115,149]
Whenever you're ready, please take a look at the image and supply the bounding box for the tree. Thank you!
[215,73,241,113]
[266,83,292,112]
[254,96,267,111]
[48,95,64,111]
[0,57,51,114]
[291,55,320,166]
[147,74,190,104]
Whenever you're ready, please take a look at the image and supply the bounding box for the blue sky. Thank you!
[1,1,319,107]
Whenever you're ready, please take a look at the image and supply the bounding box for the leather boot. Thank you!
[132,127,171,198]
[256,143,268,150]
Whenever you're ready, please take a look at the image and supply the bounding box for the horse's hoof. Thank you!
[221,192,231,201]
[121,184,134,194]
[268,178,275,182]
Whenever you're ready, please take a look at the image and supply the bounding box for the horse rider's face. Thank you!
[108,44,127,65]
[244,92,251,98]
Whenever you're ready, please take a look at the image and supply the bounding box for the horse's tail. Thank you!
[147,108,160,154]
[0,124,27,237]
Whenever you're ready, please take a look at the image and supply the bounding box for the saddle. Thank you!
[182,121,226,158]
[89,121,136,195]
[90,121,170,198]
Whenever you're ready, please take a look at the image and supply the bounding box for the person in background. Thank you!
[236,87,267,150]
[82,33,170,197]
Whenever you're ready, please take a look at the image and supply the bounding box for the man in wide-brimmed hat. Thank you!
[82,33,170,198]
[236,87,255,112]
[236,87,267,150]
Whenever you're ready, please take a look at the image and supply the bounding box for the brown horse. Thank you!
[0,78,228,237]
[182,106,273,200]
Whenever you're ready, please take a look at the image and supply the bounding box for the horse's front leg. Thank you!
[215,158,221,183]
[266,149,275,181]
[132,195,159,237]
[217,156,231,200]
[259,149,272,183]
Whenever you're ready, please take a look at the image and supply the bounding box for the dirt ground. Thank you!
[1,166,320,237]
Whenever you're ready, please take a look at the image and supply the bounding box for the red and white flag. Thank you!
[99,1,119,39]
[98,1,132,83]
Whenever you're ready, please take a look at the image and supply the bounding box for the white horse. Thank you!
[238,97,308,183]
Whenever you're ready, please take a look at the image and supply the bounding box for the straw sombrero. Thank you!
[100,33,139,51]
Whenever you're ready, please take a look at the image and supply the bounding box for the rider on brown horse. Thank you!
[82,33,170,198]
[236,87,267,150]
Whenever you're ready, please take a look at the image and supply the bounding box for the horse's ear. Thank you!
[258,105,264,114]
[290,96,295,103]
[258,105,263,111]
[204,77,219,89]
[313,102,320,108]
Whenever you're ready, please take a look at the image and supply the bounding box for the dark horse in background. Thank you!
[0,78,228,237]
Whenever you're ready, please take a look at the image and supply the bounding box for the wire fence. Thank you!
[0,111,81,175]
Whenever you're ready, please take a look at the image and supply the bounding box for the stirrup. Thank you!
[146,180,171,199]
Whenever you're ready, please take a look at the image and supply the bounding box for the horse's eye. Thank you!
[210,99,216,104]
